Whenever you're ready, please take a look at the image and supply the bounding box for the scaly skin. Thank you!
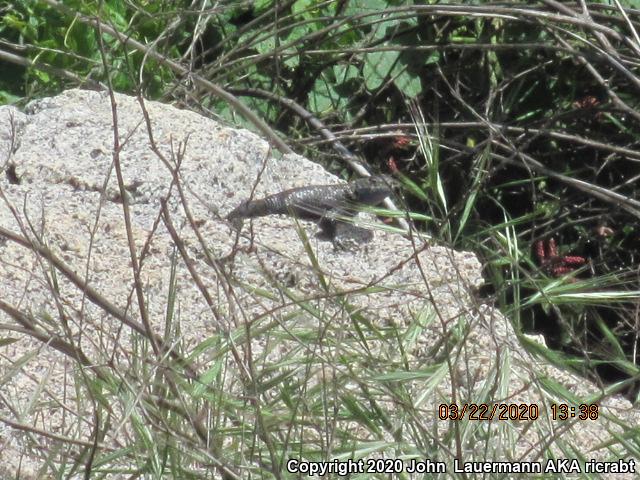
[226,175,394,243]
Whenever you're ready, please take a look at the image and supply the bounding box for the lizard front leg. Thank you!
[318,209,374,250]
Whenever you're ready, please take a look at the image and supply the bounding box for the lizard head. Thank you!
[352,175,396,205]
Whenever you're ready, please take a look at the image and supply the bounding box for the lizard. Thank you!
[226,175,395,247]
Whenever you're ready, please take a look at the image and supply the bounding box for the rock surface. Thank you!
[0,89,636,478]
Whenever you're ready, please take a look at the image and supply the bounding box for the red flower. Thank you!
[387,156,399,173]
[392,135,412,149]
[534,238,586,277]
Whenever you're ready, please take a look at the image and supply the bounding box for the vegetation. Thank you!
[1,0,640,478]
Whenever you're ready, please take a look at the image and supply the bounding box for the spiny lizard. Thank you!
[226,175,394,246]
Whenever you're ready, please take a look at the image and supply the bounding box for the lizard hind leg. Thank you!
[331,221,374,250]
[316,209,374,250]
[316,216,338,241]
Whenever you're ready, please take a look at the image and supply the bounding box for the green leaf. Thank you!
[309,81,334,114]
[309,69,349,114]
[334,63,360,84]
[255,36,276,55]
[394,68,421,97]
[0,337,20,347]
[292,0,314,16]
[344,0,389,16]
[363,50,399,91]
[3,14,28,32]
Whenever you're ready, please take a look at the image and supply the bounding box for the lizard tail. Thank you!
[226,199,269,221]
